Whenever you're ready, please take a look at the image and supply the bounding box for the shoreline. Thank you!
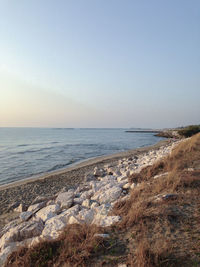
[0,138,169,191]
[0,138,173,227]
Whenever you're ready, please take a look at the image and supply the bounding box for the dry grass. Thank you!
[112,133,200,266]
[5,224,106,267]
[129,133,200,185]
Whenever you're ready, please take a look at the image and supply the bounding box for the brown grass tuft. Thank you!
[5,224,105,267]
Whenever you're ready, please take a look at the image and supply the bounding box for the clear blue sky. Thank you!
[0,0,199,128]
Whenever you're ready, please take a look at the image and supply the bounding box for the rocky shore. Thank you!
[0,139,171,220]
[0,138,183,266]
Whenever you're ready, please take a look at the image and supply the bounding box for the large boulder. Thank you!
[68,215,82,224]
[80,190,93,200]
[27,201,46,213]
[31,195,53,205]
[36,204,60,222]
[0,220,44,250]
[20,211,33,222]
[50,204,80,225]
[92,215,121,227]
[56,190,74,209]
[91,186,122,204]
[92,203,111,216]
[77,209,94,224]
[0,219,20,239]
[42,204,80,240]
[42,216,67,240]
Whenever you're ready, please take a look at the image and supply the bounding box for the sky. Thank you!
[0,0,199,128]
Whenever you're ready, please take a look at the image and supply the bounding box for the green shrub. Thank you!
[178,125,200,137]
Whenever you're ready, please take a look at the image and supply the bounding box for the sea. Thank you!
[0,128,164,186]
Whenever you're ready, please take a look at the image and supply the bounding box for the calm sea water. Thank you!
[0,128,164,185]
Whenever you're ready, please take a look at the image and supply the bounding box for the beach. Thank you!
[3,134,199,267]
[0,138,171,228]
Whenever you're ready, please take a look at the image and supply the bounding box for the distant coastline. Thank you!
[125,130,161,133]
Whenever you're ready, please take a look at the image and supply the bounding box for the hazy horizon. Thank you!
[1,1,200,128]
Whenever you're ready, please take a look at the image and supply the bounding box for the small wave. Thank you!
[17,147,53,155]
[17,150,37,155]
[17,144,29,147]
[63,143,99,148]
[47,158,82,172]
[47,162,71,172]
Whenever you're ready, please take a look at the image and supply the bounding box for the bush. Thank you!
[178,125,200,137]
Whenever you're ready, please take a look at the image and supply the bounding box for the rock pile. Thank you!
[0,140,180,266]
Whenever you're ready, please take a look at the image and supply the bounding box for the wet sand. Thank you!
[0,139,171,227]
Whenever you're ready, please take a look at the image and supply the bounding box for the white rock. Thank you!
[14,203,25,213]
[41,204,80,231]
[26,236,44,248]
[153,172,168,179]
[117,175,127,182]
[92,215,121,227]
[68,215,82,224]
[122,183,130,189]
[36,204,60,222]
[113,170,122,177]
[91,177,117,194]
[89,181,99,192]
[27,202,46,213]
[91,186,122,204]
[46,200,55,206]
[90,202,99,209]
[82,199,90,208]
[0,220,20,239]
[118,180,128,188]
[74,186,81,195]
[129,170,135,176]
[20,211,33,222]
[58,205,80,222]
[77,209,94,224]
[80,190,93,200]
[42,216,67,240]
[74,197,84,205]
[0,220,44,250]
[94,233,110,238]
[32,195,51,205]
[56,191,74,209]
[130,183,136,189]
[92,203,111,216]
